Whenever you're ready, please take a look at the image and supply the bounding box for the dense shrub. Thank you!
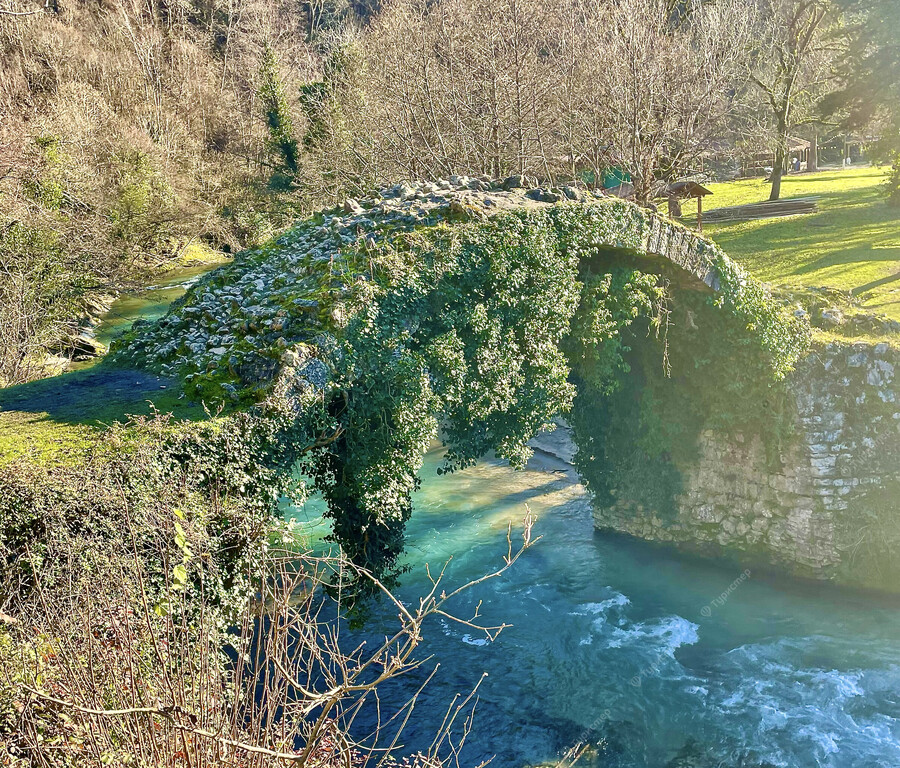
[0,408,535,767]
[0,416,277,622]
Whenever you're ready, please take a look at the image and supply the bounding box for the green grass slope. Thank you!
[693,167,900,321]
[0,365,206,467]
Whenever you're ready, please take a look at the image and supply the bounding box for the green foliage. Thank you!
[304,206,805,581]
[570,286,803,523]
[712,252,811,381]
[299,35,359,150]
[299,80,332,150]
[22,135,65,210]
[0,409,314,626]
[308,210,582,583]
[0,411,300,761]
[298,31,369,194]
[259,44,300,187]
[112,198,808,588]
[564,269,668,395]
[887,155,900,208]
[0,630,21,741]
[555,203,808,523]
[826,0,900,204]
[109,152,176,252]
[569,346,688,518]
[557,209,808,522]
[0,221,83,386]
[565,270,683,517]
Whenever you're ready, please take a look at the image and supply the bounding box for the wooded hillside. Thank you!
[0,0,326,384]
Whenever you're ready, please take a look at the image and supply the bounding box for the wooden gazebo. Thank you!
[665,181,713,232]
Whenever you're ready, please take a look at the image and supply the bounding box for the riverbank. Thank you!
[62,253,232,370]
[0,257,229,466]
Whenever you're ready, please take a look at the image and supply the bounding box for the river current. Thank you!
[292,448,900,768]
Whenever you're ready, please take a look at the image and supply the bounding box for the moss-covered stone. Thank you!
[113,179,805,409]
[11,178,805,584]
[590,339,900,592]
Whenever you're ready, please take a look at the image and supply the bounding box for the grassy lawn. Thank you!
[0,365,207,466]
[680,167,900,321]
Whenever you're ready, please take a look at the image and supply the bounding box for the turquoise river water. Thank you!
[292,449,900,768]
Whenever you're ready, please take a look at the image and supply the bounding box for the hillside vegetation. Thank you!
[0,0,327,386]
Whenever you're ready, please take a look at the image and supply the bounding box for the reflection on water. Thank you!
[289,447,900,768]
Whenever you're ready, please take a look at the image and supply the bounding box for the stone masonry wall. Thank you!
[592,341,900,591]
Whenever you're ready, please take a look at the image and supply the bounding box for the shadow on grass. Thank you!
[773,169,881,185]
[794,244,900,275]
[709,201,900,280]
[701,168,890,213]
[0,361,206,428]
[853,267,900,297]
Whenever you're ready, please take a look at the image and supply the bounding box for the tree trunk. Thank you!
[770,102,790,200]
[808,131,818,172]
[770,143,785,201]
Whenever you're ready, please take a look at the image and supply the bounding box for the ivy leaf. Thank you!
[172,564,188,590]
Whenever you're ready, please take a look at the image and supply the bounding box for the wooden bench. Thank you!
[701,197,819,223]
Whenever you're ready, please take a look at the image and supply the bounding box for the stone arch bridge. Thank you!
[114,176,739,392]
[111,176,851,591]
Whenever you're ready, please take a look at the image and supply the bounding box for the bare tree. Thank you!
[352,0,752,199]
[584,0,754,201]
[360,0,562,182]
[5,512,538,767]
[748,0,840,200]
